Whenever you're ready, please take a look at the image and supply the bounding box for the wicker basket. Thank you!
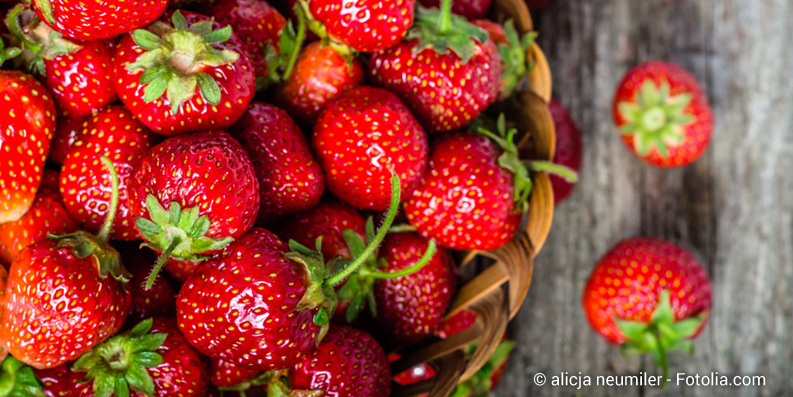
[389,1,555,396]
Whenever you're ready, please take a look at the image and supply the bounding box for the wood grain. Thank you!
[497,0,793,396]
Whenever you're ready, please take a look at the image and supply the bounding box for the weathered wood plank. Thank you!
[496,0,793,396]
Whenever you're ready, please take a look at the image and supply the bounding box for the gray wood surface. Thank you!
[497,1,793,396]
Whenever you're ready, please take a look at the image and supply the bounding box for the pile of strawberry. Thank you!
[0,0,574,395]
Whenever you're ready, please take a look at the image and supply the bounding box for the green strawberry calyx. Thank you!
[226,370,322,397]
[125,10,240,115]
[296,0,356,62]
[406,0,490,64]
[496,20,538,100]
[615,290,708,381]
[0,36,22,68]
[5,4,82,76]
[450,340,515,397]
[72,319,168,397]
[51,156,131,284]
[260,3,307,90]
[0,355,45,397]
[617,79,696,158]
[136,194,234,289]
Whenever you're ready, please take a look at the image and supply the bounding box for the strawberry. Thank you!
[47,112,87,165]
[583,238,712,376]
[613,61,713,167]
[113,10,255,135]
[373,232,455,346]
[418,0,492,19]
[119,243,177,324]
[271,201,366,261]
[313,86,428,211]
[0,265,7,362]
[35,362,93,397]
[547,98,583,204]
[164,257,203,284]
[60,105,157,241]
[228,102,325,224]
[471,19,537,100]
[436,308,478,339]
[393,361,435,388]
[0,170,77,264]
[302,0,415,53]
[5,5,118,117]
[289,325,391,396]
[368,0,500,133]
[0,157,131,369]
[210,358,261,388]
[0,69,57,223]
[276,40,364,124]
[72,317,210,397]
[127,129,260,287]
[31,0,168,40]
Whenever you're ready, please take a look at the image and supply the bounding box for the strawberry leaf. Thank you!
[196,72,221,105]
[131,29,164,51]
[204,26,233,44]
[143,72,171,103]
[171,10,188,31]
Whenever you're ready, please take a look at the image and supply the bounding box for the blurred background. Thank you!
[499,0,793,396]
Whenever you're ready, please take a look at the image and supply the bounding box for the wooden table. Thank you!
[497,1,793,396]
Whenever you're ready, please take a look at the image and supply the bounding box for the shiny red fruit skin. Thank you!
[276,41,365,124]
[43,39,117,117]
[176,228,319,370]
[211,0,286,79]
[548,98,582,204]
[436,309,477,339]
[374,233,455,346]
[0,71,57,224]
[60,105,157,241]
[32,0,168,40]
[583,238,712,345]
[313,86,429,210]
[307,0,415,53]
[164,257,202,284]
[290,326,391,397]
[120,244,177,324]
[0,239,131,369]
[210,357,261,387]
[48,113,87,165]
[0,170,77,264]
[613,61,713,167]
[113,11,255,136]
[271,201,366,261]
[128,130,260,246]
[418,0,492,19]
[228,103,324,224]
[471,19,507,44]
[34,363,93,397]
[404,133,521,250]
[369,39,501,133]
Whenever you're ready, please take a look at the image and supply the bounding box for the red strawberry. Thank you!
[0,157,131,369]
[228,102,325,224]
[613,61,713,167]
[128,130,260,287]
[164,257,203,284]
[276,40,365,124]
[35,362,93,397]
[547,98,583,204]
[47,112,87,165]
[303,0,415,53]
[113,10,255,135]
[373,232,455,346]
[368,0,500,133]
[583,238,712,376]
[418,0,492,19]
[72,317,210,397]
[393,361,435,388]
[31,0,168,40]
[119,243,177,324]
[0,265,7,362]
[436,308,478,339]
[0,70,57,223]
[313,86,428,211]
[289,325,391,396]
[271,201,366,261]
[0,170,77,264]
[60,105,157,241]
[210,358,262,388]
[471,19,537,100]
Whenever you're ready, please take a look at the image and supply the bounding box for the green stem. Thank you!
[361,240,436,280]
[526,160,579,183]
[283,3,307,80]
[436,0,454,35]
[324,173,401,287]
[655,328,669,388]
[146,239,180,289]
[96,156,119,244]
[388,224,416,233]
[5,4,43,54]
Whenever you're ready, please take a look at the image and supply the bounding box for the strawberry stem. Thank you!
[360,240,436,280]
[389,224,417,233]
[146,238,180,290]
[5,5,43,54]
[437,0,454,35]
[283,3,308,81]
[324,172,401,287]
[525,160,579,183]
[96,156,120,244]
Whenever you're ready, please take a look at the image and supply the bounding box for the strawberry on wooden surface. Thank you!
[60,105,157,241]
[368,0,501,133]
[32,0,168,40]
[313,86,428,211]
[613,60,713,167]
[583,238,712,376]
[114,10,255,135]
[228,102,324,224]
